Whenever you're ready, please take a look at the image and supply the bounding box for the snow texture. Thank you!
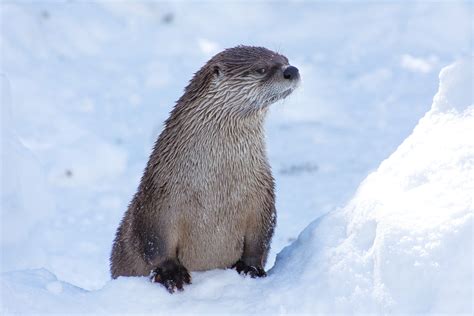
[1,1,473,314]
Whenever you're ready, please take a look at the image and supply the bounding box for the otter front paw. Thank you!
[150,259,191,293]
[231,260,266,278]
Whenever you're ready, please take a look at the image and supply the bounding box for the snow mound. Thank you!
[274,58,473,314]
[1,60,472,314]
[432,58,473,112]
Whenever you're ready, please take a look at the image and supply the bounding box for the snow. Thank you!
[400,54,437,74]
[272,59,474,314]
[1,1,473,314]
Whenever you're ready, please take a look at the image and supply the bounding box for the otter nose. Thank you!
[283,66,299,80]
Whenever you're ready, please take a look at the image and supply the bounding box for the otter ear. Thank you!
[213,65,221,76]
[212,63,225,78]
[211,63,224,86]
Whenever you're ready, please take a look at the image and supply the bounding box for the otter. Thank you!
[110,45,300,293]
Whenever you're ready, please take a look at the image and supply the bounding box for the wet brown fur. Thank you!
[110,46,299,287]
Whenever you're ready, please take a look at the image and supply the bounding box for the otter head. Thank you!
[184,45,300,115]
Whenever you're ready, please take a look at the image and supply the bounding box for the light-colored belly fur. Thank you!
[174,133,264,271]
[178,213,245,271]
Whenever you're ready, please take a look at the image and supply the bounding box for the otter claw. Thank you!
[150,260,191,293]
[231,260,267,278]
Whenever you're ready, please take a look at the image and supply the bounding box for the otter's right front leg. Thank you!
[138,219,191,293]
[149,259,191,293]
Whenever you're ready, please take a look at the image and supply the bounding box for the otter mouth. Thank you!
[266,87,295,104]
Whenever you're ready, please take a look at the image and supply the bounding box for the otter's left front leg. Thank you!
[233,208,276,278]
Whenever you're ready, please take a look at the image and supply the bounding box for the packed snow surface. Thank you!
[1,1,473,314]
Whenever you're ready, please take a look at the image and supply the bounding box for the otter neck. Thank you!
[190,93,269,131]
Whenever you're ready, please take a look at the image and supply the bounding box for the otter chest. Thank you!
[177,132,268,270]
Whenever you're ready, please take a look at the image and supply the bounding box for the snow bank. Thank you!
[2,58,472,314]
[273,58,474,314]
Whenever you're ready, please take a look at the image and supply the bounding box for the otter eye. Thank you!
[256,68,267,75]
